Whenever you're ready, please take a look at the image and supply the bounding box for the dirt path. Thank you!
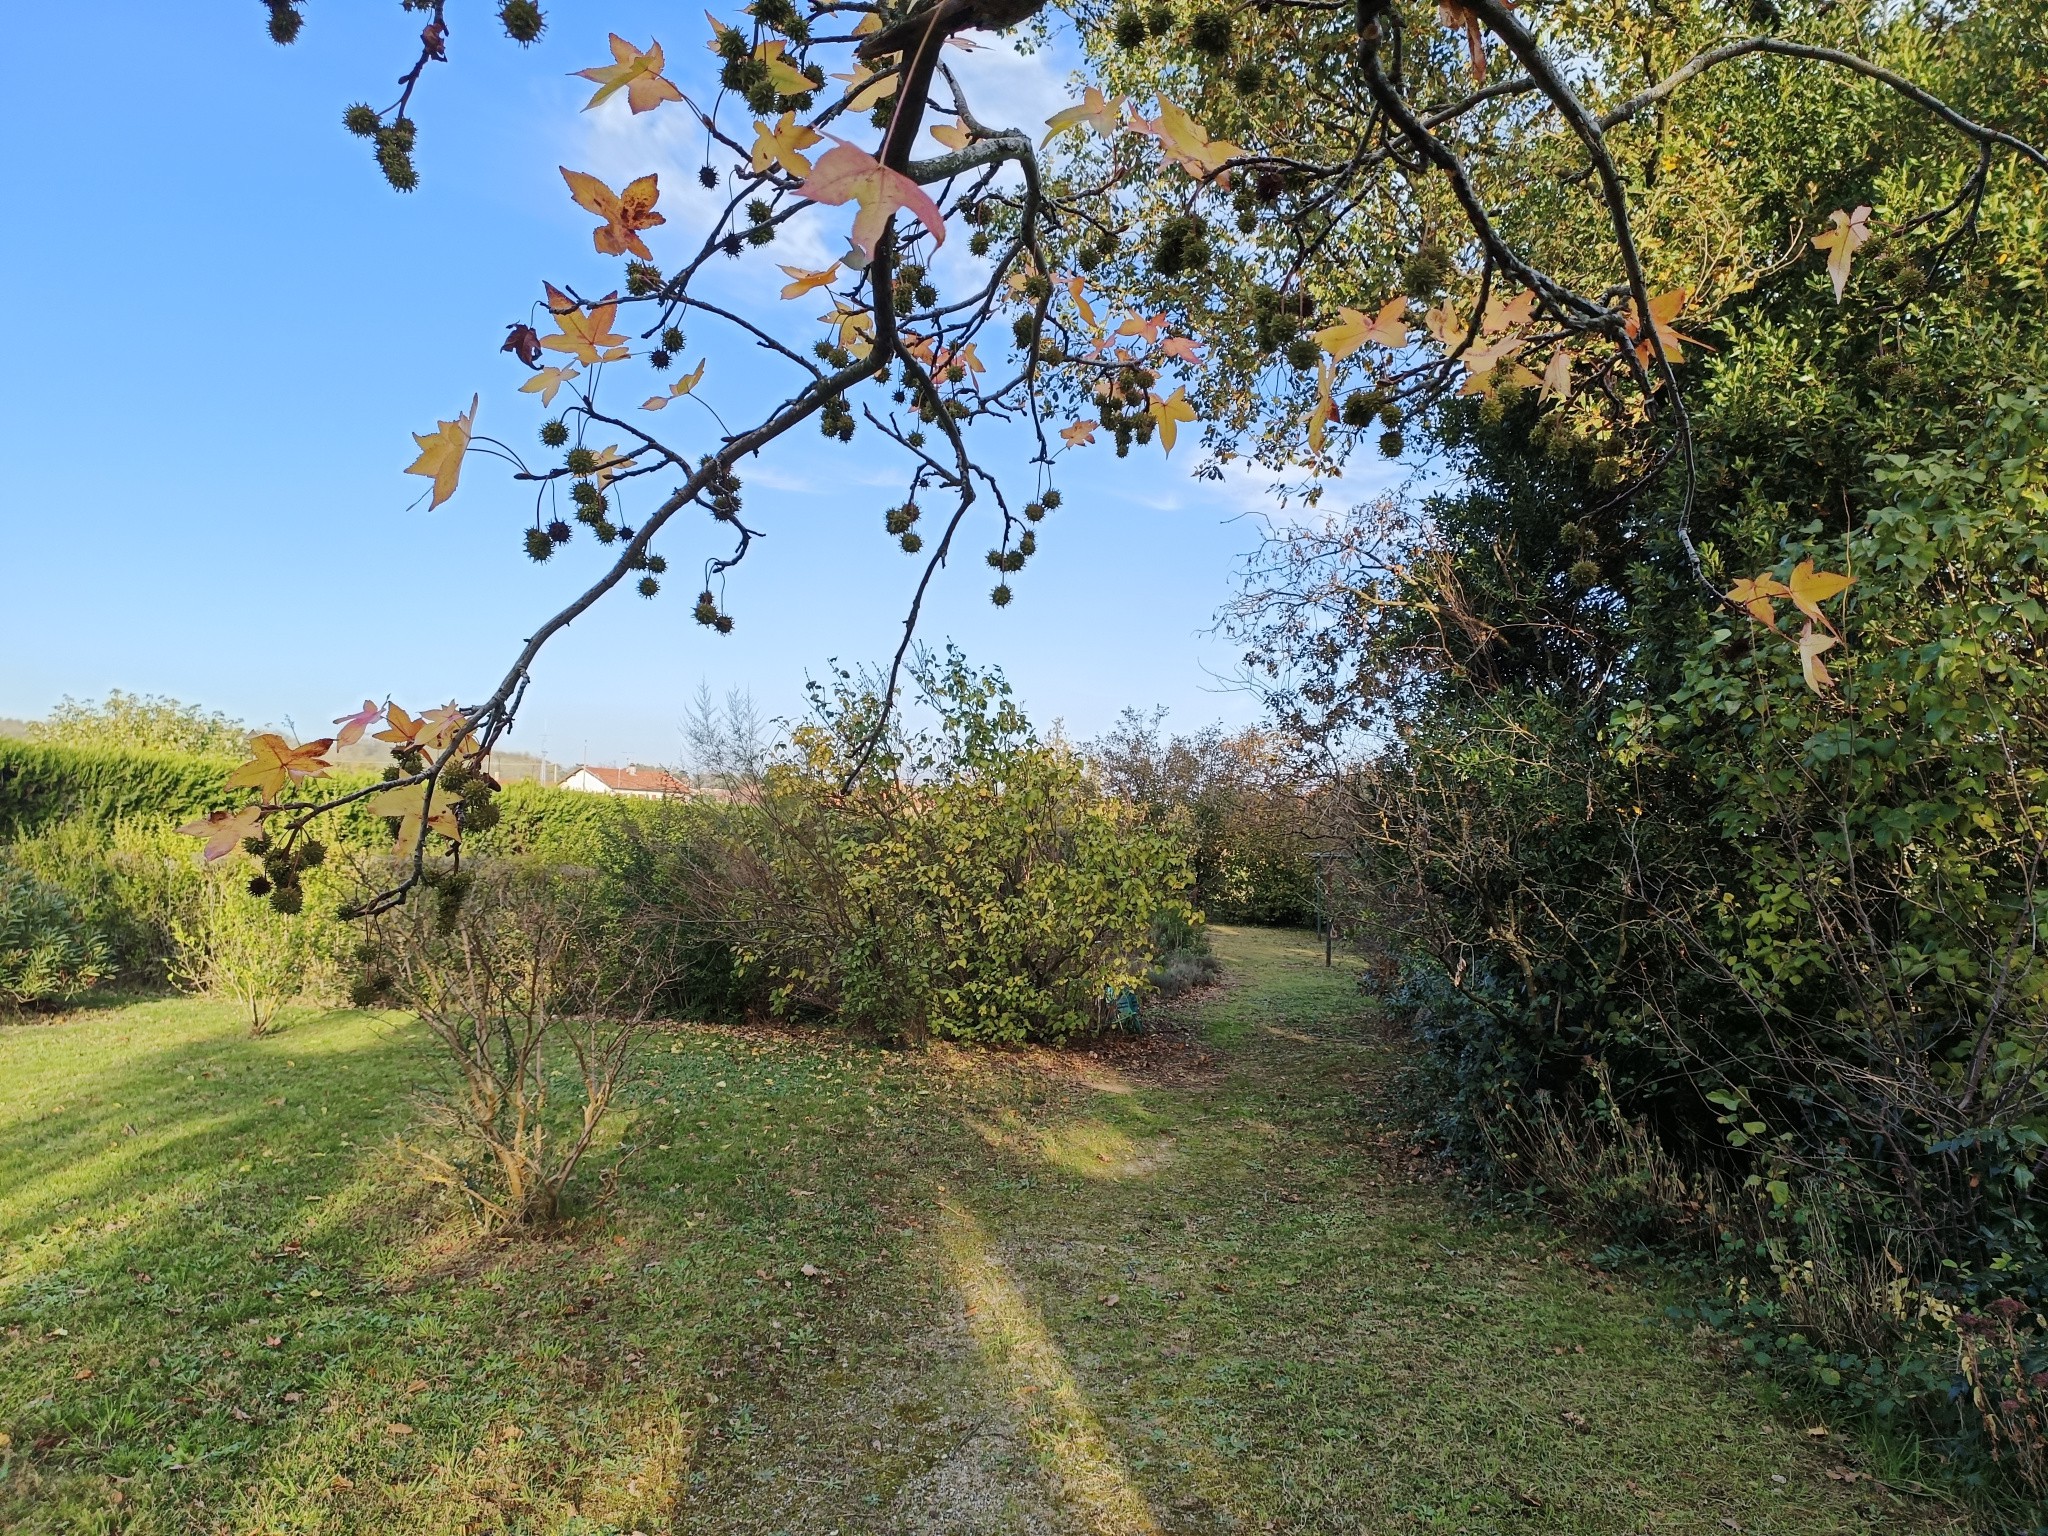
[676,926,1949,1535]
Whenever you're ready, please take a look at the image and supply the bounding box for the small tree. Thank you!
[170,867,308,1035]
[365,862,670,1228]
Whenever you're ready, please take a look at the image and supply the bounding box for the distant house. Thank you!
[558,763,690,798]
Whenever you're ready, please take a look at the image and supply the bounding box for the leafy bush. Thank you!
[28,691,251,757]
[0,867,109,1008]
[170,865,317,1035]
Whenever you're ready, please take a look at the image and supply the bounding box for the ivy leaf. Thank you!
[1726,573,1792,629]
[1042,86,1122,146]
[1811,206,1873,302]
[332,700,383,748]
[560,168,666,261]
[1060,419,1098,447]
[1798,623,1841,694]
[797,140,946,260]
[752,112,822,177]
[519,365,580,406]
[176,804,266,863]
[643,358,707,409]
[1149,386,1197,453]
[538,285,629,365]
[575,35,684,114]
[776,263,837,300]
[404,395,477,509]
[225,734,334,802]
[1787,559,1854,631]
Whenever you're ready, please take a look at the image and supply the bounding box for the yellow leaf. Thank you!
[1116,312,1167,344]
[797,140,946,259]
[930,121,971,151]
[1538,346,1572,405]
[1787,558,1854,630]
[1042,86,1123,146]
[560,168,666,261]
[1065,276,1099,332]
[366,781,460,856]
[1726,573,1791,629]
[519,365,580,406]
[1423,301,1464,348]
[1798,623,1840,694]
[418,702,476,754]
[752,111,822,177]
[779,262,839,299]
[1627,288,1709,365]
[1481,289,1536,334]
[1316,297,1409,361]
[225,734,334,803]
[1305,357,1335,453]
[404,395,477,509]
[575,35,684,114]
[538,285,628,365]
[176,804,265,863]
[1060,419,1098,447]
[1811,205,1872,303]
[1150,386,1197,454]
[830,59,894,110]
[332,700,382,747]
[374,704,425,747]
[642,358,707,409]
[1133,100,1242,179]
[755,39,811,96]
[819,302,874,357]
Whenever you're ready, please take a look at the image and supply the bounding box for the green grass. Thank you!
[0,928,1957,1533]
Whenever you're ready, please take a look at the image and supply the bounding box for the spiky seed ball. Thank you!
[1232,60,1265,94]
[1478,396,1506,427]
[525,527,554,562]
[540,418,569,448]
[638,575,660,598]
[248,874,273,898]
[646,554,667,574]
[714,615,734,634]
[650,349,672,370]
[1380,403,1404,429]
[1113,9,1147,48]
[499,0,546,43]
[1285,337,1321,371]
[571,480,604,509]
[969,230,992,257]
[593,520,617,543]
[991,583,1014,607]
[1402,242,1453,298]
[1041,489,1062,509]
[1001,549,1025,572]
[900,531,923,553]
[242,834,271,857]
[1024,500,1046,522]
[986,549,1006,569]
[1589,456,1624,489]
[625,261,664,295]
[547,518,571,544]
[1378,430,1405,459]
[566,446,598,475]
[343,103,381,137]
[1018,531,1036,557]
[266,1,304,44]
[1568,559,1601,590]
[661,326,686,352]
[270,884,304,916]
[1144,2,1174,35]
[1190,9,1232,54]
[699,165,720,189]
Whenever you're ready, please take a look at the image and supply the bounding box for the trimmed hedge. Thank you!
[0,740,240,838]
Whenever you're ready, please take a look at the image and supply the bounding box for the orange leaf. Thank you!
[538,285,628,365]
[1725,573,1791,629]
[374,704,425,747]
[1439,0,1488,81]
[1787,558,1854,630]
[1060,419,1098,447]
[575,35,684,114]
[643,358,707,409]
[176,804,266,863]
[1131,100,1242,179]
[332,700,382,748]
[752,112,822,177]
[1627,288,1708,366]
[560,168,666,261]
[797,140,945,260]
[225,735,334,803]
[778,262,839,299]
[404,395,477,509]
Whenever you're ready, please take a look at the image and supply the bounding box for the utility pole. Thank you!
[1310,850,1344,966]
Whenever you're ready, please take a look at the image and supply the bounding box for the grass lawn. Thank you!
[0,926,1958,1534]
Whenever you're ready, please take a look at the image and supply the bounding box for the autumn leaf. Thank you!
[560,168,666,260]
[576,35,684,114]
[332,700,382,748]
[176,804,265,863]
[419,702,474,754]
[1316,298,1409,360]
[1133,100,1243,179]
[643,358,707,409]
[1627,288,1708,365]
[519,365,580,406]
[1787,558,1854,631]
[404,395,477,509]
[1116,312,1168,344]
[1060,419,1098,447]
[1066,276,1100,332]
[1042,86,1122,146]
[830,59,895,110]
[366,781,460,856]
[1812,205,1872,303]
[375,704,425,747]
[225,734,334,802]
[1798,623,1840,694]
[1481,289,1537,334]
[755,40,811,95]
[539,285,629,365]
[779,262,839,299]
[1150,386,1197,453]
[1305,357,1336,453]
[753,112,822,177]
[1538,346,1573,405]
[930,121,971,151]
[1423,301,1465,348]
[502,323,542,368]
[583,446,629,494]
[820,302,875,355]
[1440,0,1489,81]
[1161,335,1203,364]
[1726,573,1791,628]
[797,140,946,260]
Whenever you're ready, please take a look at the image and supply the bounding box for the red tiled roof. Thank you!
[568,764,689,795]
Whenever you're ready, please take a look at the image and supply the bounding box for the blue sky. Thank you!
[0,3,1395,765]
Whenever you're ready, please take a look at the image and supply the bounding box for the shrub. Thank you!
[170,866,313,1036]
[0,867,109,1008]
